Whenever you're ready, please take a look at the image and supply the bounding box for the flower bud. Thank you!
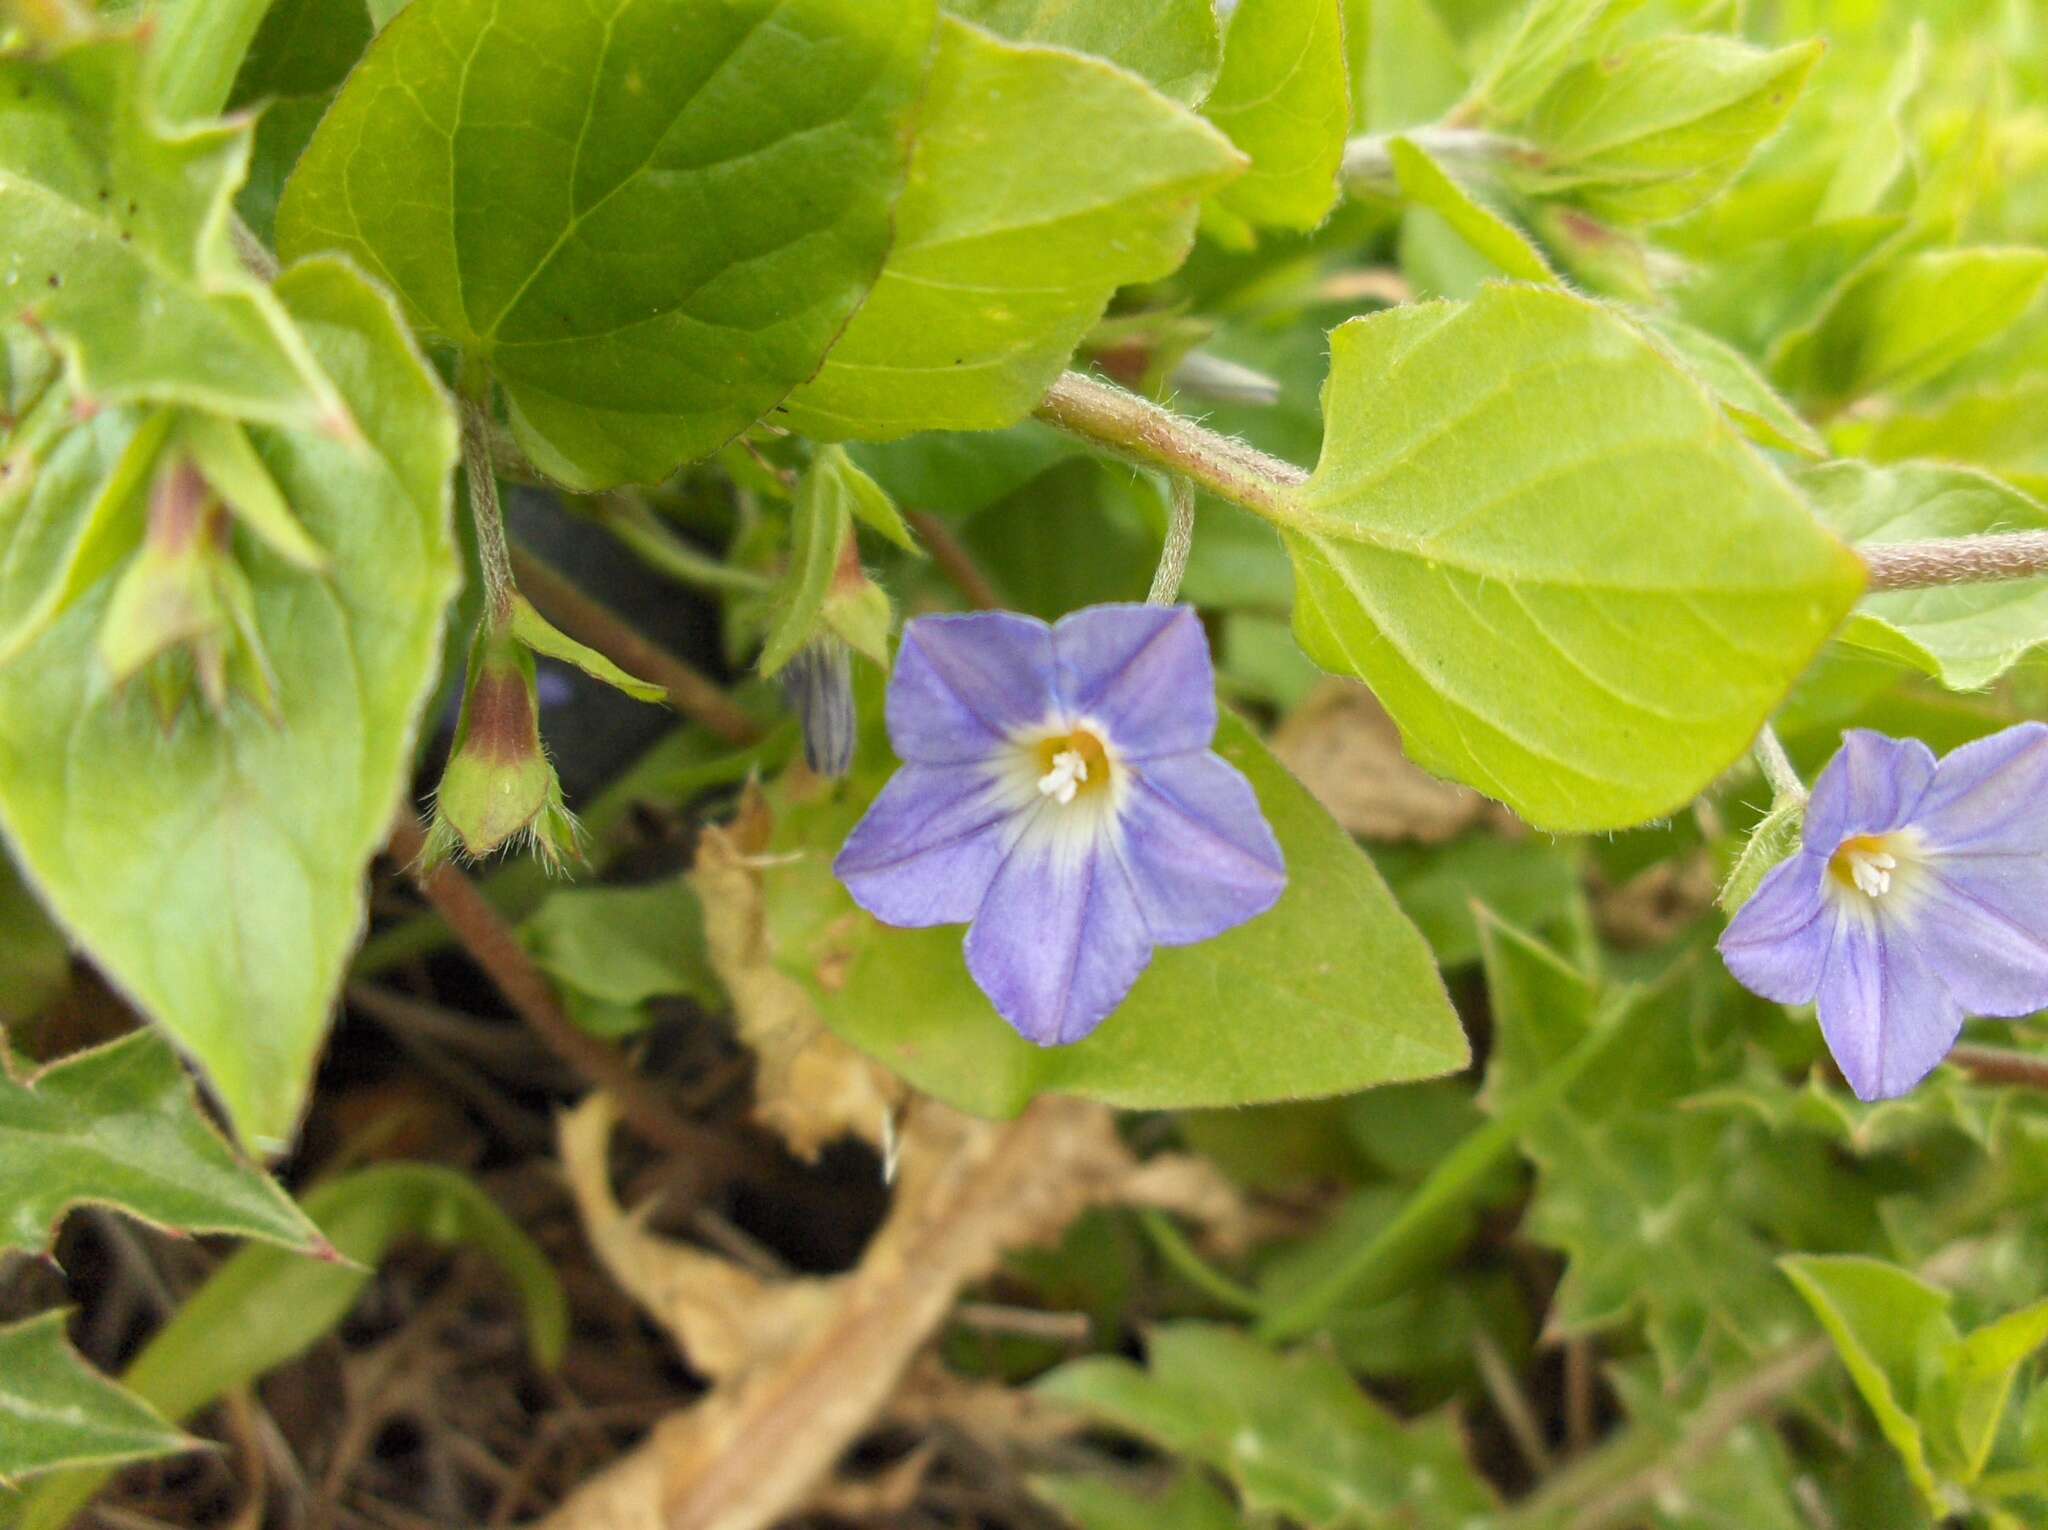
[98,457,277,721]
[423,619,583,871]
[820,530,892,669]
[781,638,855,778]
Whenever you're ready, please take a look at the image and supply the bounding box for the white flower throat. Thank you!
[1037,749,1089,805]
[1830,831,1919,903]
[1843,844,1896,898]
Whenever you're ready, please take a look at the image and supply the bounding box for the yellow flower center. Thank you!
[1033,729,1112,805]
[1830,833,1905,899]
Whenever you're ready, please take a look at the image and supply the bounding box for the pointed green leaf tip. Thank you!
[509,596,665,706]
[0,1029,324,1257]
[0,258,460,1153]
[1283,284,1864,832]
[0,1312,193,1486]
[277,0,938,489]
[779,16,1244,440]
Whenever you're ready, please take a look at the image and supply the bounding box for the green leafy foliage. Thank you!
[1029,1469,1240,1530]
[277,0,936,488]
[1202,0,1350,238]
[0,257,459,1150]
[1516,37,1824,224]
[1781,247,2048,408]
[947,0,1222,104]
[7,1163,566,1530]
[1632,310,1828,459]
[759,447,901,673]
[1037,1323,1495,1526]
[0,31,348,434]
[1459,0,1624,124]
[8,0,2048,1521]
[1720,796,1804,915]
[1480,919,1818,1374]
[1802,460,2048,688]
[521,877,722,1037]
[782,18,1241,440]
[0,1313,190,1488]
[1388,135,1558,283]
[775,711,1468,1116]
[0,1030,321,1256]
[1780,1255,2048,1512]
[1282,284,1864,831]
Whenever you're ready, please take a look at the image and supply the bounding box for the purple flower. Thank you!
[834,605,1286,1046]
[1720,724,2048,1101]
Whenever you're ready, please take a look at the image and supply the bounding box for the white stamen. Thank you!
[1037,749,1088,806]
[1846,847,1897,898]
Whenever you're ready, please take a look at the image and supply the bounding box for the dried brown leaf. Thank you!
[1270,680,1520,843]
[689,810,901,1160]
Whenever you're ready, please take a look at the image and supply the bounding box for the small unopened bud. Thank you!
[820,533,892,669]
[424,620,584,871]
[1169,350,1283,407]
[782,639,855,778]
[99,458,277,720]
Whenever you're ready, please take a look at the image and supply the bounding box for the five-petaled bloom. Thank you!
[834,605,1286,1046]
[1720,724,2048,1101]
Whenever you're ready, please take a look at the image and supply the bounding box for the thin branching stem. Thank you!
[1033,371,1305,523]
[385,813,747,1182]
[458,393,519,628]
[1034,372,2048,597]
[1752,723,1806,804]
[1147,476,1197,605]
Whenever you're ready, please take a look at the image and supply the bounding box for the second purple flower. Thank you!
[834,604,1287,1046]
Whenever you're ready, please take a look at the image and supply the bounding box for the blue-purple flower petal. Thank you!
[1718,851,1830,1006]
[835,765,1021,928]
[1815,909,1965,1101]
[1912,721,2048,856]
[1905,864,2048,1019]
[965,832,1153,1047]
[888,613,1057,765]
[1803,729,1937,850]
[1053,604,1217,759]
[1115,752,1286,945]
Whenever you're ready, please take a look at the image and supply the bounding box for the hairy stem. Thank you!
[508,544,761,745]
[1147,476,1196,605]
[459,394,519,628]
[1035,374,2048,600]
[1341,127,1529,190]
[1034,371,1305,522]
[1752,723,1806,804]
[1863,532,2048,591]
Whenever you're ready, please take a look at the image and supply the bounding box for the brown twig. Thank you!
[905,509,999,610]
[1950,1044,2048,1090]
[385,815,749,1183]
[1565,1337,1597,1457]
[506,544,761,745]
